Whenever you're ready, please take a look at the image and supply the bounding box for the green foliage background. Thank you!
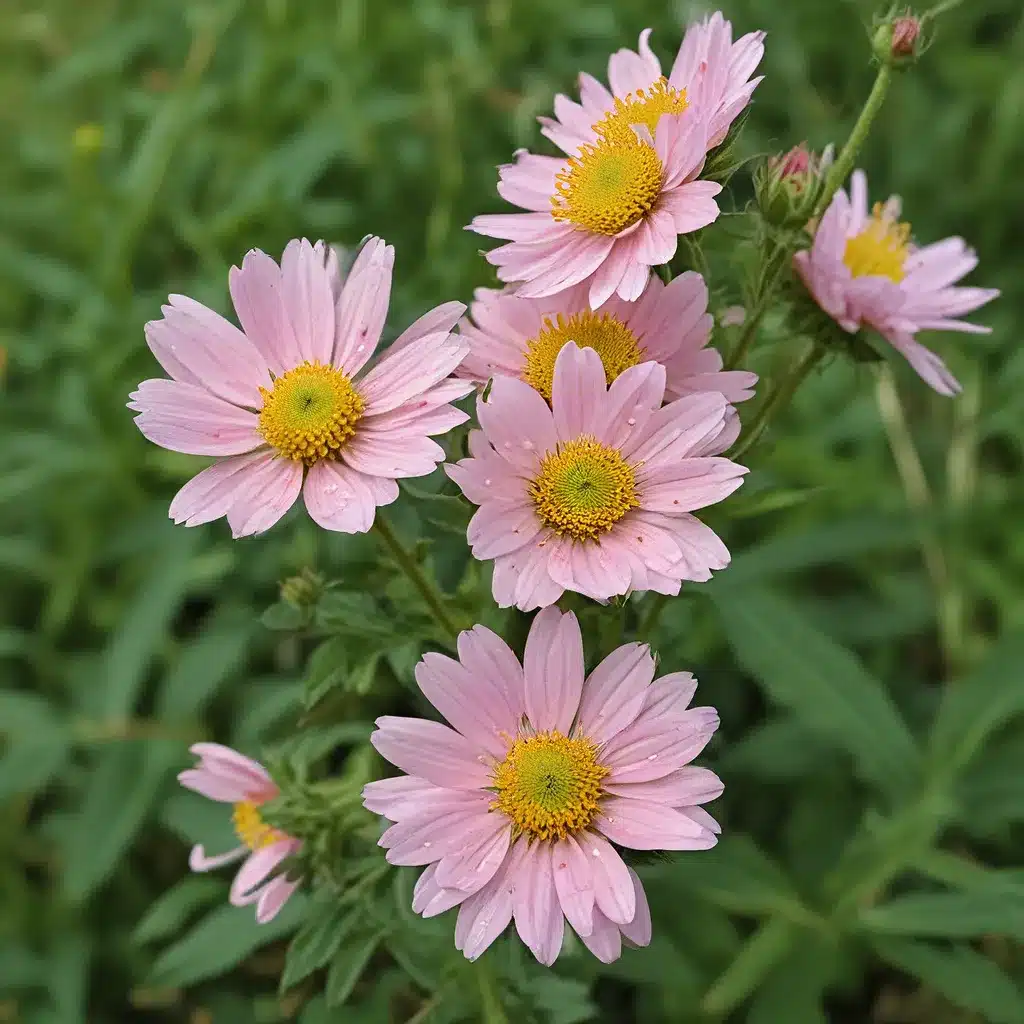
[1,0,1022,1021]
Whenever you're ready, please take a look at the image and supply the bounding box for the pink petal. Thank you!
[370,716,492,789]
[434,820,512,894]
[303,459,393,533]
[598,797,717,850]
[389,300,467,354]
[523,607,585,734]
[362,775,441,819]
[476,376,558,474]
[621,869,652,947]
[168,452,272,528]
[577,643,655,744]
[551,342,607,442]
[224,454,304,538]
[607,29,662,95]
[228,248,303,376]
[642,672,698,715]
[230,840,293,905]
[578,908,622,963]
[177,768,249,803]
[604,764,724,806]
[660,181,722,233]
[129,380,262,456]
[255,875,299,923]
[191,743,275,795]
[592,361,666,450]
[340,431,445,479]
[456,625,526,723]
[359,332,468,415]
[280,238,336,365]
[575,832,635,925]
[602,710,719,783]
[466,501,541,560]
[415,651,519,758]
[513,842,565,965]
[455,843,522,960]
[333,237,394,376]
[382,801,494,866]
[552,836,595,937]
[189,843,247,872]
[145,296,271,407]
[413,863,470,918]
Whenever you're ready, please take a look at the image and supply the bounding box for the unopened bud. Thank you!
[873,11,924,68]
[755,144,833,228]
[280,567,325,610]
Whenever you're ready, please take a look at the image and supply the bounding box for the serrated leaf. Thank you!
[872,937,1024,1024]
[149,897,305,988]
[325,929,387,1007]
[861,890,1024,940]
[712,587,919,796]
[280,903,360,991]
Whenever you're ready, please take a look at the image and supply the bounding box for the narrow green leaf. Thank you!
[861,891,1024,940]
[712,587,919,795]
[325,929,387,1007]
[133,875,224,945]
[872,937,1024,1024]
[280,903,359,992]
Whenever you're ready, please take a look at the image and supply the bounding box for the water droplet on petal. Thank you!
[591,848,600,857]
[627,417,636,426]
[423,841,431,848]
[647,753,658,761]
[523,440,535,451]
[484,478,492,486]
[324,484,338,494]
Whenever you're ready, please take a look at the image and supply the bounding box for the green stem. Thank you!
[725,240,788,371]
[700,918,797,1017]
[373,514,460,642]
[476,961,509,1024]
[813,63,892,219]
[732,344,824,461]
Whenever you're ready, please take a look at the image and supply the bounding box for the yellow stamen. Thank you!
[552,127,664,236]
[593,77,689,139]
[522,312,645,402]
[258,361,364,465]
[232,801,282,851]
[492,730,609,841]
[843,202,912,283]
[530,436,639,542]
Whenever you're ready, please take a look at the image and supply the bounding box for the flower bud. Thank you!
[755,144,833,228]
[280,567,325,610]
[873,11,923,68]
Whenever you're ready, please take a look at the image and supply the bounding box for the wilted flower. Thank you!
[457,272,756,407]
[364,608,723,964]
[794,170,999,395]
[179,744,301,923]
[539,13,765,157]
[129,238,471,537]
[447,343,746,611]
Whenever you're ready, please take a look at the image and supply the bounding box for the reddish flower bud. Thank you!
[891,15,920,57]
[774,143,812,180]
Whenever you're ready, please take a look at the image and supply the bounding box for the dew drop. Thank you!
[423,841,431,848]
[627,417,636,426]
[647,753,658,761]
[324,484,338,494]
[591,848,600,858]
[523,440,535,451]
[484,478,492,486]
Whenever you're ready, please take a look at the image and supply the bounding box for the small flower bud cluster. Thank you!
[754,143,833,228]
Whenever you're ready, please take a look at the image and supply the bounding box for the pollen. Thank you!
[843,203,912,283]
[492,730,609,841]
[257,361,364,465]
[529,436,639,542]
[551,129,664,237]
[232,800,282,851]
[522,311,646,402]
[593,77,689,138]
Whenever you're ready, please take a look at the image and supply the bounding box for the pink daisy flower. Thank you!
[457,271,756,407]
[540,13,765,157]
[130,238,472,537]
[364,607,723,965]
[446,343,746,611]
[794,170,1000,396]
[469,100,721,309]
[178,743,302,923]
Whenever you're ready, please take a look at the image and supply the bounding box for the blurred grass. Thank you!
[1,0,1022,1021]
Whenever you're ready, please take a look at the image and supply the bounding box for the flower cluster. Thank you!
[133,6,998,974]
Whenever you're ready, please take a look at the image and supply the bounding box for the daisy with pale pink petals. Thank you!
[458,271,756,407]
[469,107,720,309]
[446,342,746,611]
[179,744,301,923]
[364,607,723,964]
[129,237,472,537]
[540,12,765,157]
[794,170,999,396]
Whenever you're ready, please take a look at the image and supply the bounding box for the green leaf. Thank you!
[133,875,224,945]
[861,891,1024,940]
[928,631,1024,779]
[529,975,597,1024]
[280,903,359,991]
[712,587,919,795]
[0,691,71,799]
[325,929,387,1007]
[261,601,308,631]
[149,897,305,988]
[872,937,1024,1024]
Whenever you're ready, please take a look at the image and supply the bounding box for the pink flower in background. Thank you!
[794,170,1000,395]
[447,343,746,611]
[364,608,723,964]
[469,110,721,308]
[179,744,301,923]
[539,12,765,156]
[458,272,756,407]
[130,238,471,537]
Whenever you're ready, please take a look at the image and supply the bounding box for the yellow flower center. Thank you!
[258,361,364,465]
[522,312,646,402]
[594,77,689,138]
[551,128,664,236]
[492,730,609,841]
[843,203,912,283]
[232,801,282,851]
[529,436,639,542]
